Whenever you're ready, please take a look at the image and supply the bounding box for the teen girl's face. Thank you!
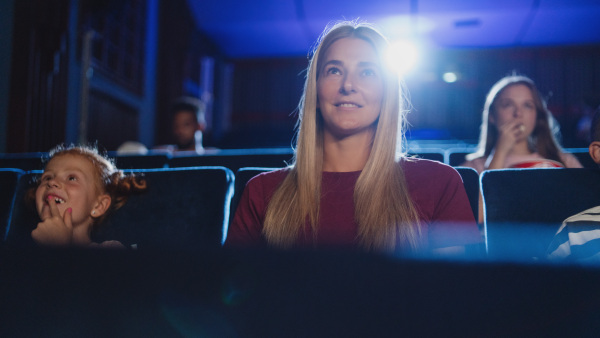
[492,83,537,140]
[317,37,384,139]
[35,154,104,228]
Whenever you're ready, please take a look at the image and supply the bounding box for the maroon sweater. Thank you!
[227,158,480,251]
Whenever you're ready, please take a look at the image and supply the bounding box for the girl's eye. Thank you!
[68,176,77,181]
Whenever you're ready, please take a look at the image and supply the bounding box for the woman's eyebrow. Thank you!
[322,59,343,67]
[358,61,378,68]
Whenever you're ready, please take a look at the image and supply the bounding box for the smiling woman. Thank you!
[226,20,481,255]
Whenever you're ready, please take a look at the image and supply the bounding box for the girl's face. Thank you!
[317,37,384,139]
[35,154,106,228]
[491,83,538,140]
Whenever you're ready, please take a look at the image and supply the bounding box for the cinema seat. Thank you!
[0,152,46,171]
[446,147,476,166]
[0,169,25,244]
[407,148,445,163]
[565,147,597,169]
[112,153,170,169]
[168,148,294,172]
[481,168,600,261]
[4,167,234,251]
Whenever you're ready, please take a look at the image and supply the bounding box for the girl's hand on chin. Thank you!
[31,198,73,246]
[496,120,526,153]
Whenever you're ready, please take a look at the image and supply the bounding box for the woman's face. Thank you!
[317,37,384,139]
[491,83,538,139]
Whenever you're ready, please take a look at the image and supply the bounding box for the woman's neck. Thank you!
[323,131,373,172]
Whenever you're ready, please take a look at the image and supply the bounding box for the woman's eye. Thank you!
[362,69,376,76]
[326,67,341,75]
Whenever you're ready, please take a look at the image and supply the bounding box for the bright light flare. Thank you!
[443,72,458,83]
[385,40,418,76]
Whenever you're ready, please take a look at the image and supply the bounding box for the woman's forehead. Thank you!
[322,37,379,64]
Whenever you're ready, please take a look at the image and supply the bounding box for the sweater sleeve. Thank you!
[225,175,269,248]
[426,164,482,249]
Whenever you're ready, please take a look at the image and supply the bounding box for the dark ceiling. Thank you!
[186,0,600,59]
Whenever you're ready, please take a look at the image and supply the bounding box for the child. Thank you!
[547,107,600,262]
[461,74,582,224]
[30,145,146,248]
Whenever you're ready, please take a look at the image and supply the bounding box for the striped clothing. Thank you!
[547,206,600,262]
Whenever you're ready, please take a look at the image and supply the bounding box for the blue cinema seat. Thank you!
[0,169,25,244]
[407,148,445,163]
[481,168,600,261]
[168,148,294,173]
[4,167,234,251]
[112,153,170,169]
[0,152,46,171]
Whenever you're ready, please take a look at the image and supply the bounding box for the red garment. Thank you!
[227,158,480,251]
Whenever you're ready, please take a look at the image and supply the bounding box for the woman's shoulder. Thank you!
[247,167,290,183]
[559,151,584,168]
[244,167,291,193]
[401,157,459,179]
[459,156,486,173]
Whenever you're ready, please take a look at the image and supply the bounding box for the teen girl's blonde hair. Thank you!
[262,21,422,253]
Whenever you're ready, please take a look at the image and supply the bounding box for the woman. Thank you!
[462,75,582,172]
[227,21,480,255]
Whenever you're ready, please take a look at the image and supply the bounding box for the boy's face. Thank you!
[35,154,102,228]
[173,110,199,150]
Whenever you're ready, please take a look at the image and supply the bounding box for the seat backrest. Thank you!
[0,153,46,171]
[407,148,445,163]
[446,147,477,167]
[169,149,293,173]
[481,168,600,261]
[113,154,170,169]
[564,147,597,169]
[0,169,25,243]
[454,167,479,222]
[3,171,41,247]
[4,167,234,251]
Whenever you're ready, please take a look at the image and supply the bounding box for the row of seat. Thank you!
[2,165,599,261]
[2,147,595,172]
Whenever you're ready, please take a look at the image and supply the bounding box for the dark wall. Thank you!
[226,45,600,149]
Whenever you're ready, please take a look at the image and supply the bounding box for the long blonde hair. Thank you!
[467,74,565,164]
[263,21,422,253]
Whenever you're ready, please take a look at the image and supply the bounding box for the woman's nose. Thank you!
[340,75,355,94]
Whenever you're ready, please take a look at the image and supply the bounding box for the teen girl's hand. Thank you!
[487,120,528,170]
[495,120,527,155]
[31,197,73,246]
